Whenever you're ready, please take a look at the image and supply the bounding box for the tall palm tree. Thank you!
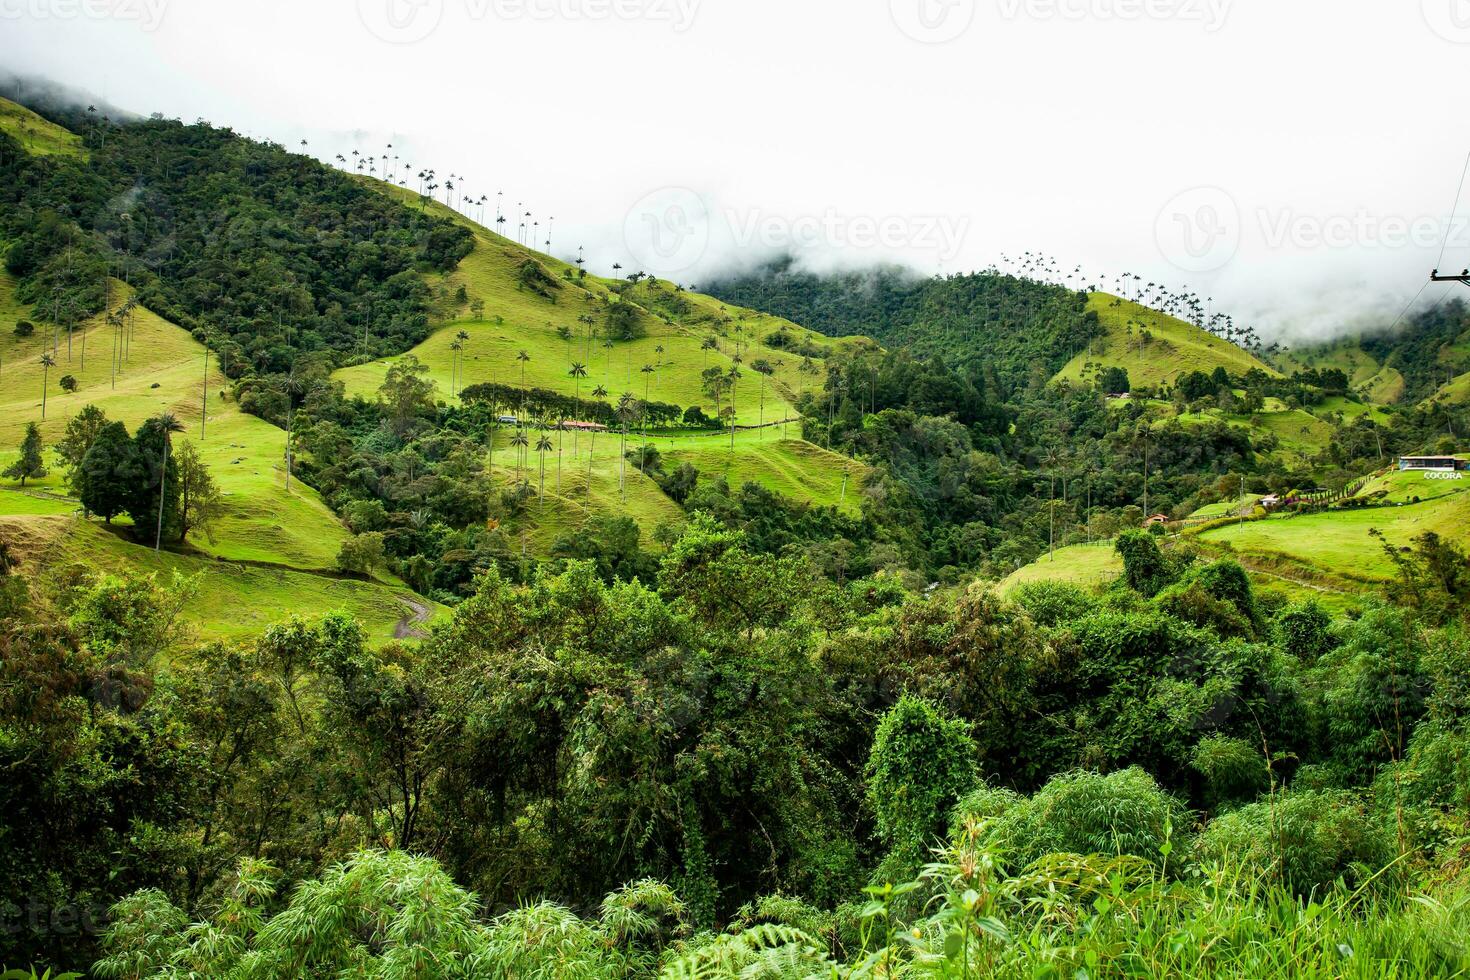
[587,383,609,499]
[515,349,531,412]
[1040,446,1064,558]
[38,352,55,419]
[448,340,462,398]
[616,392,636,499]
[725,365,742,451]
[569,362,588,454]
[454,329,470,394]
[775,358,787,439]
[535,432,554,507]
[153,412,185,551]
[510,428,529,479]
[640,364,655,451]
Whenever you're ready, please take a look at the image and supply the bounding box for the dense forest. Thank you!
[7,521,1470,974]
[704,256,1100,389]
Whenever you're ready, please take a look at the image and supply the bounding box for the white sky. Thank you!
[4,0,1470,342]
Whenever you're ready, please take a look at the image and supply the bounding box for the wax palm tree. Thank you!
[454,329,470,394]
[38,352,55,419]
[153,412,185,551]
[448,340,462,398]
[510,428,529,479]
[515,349,531,412]
[700,335,717,370]
[535,432,554,507]
[640,364,655,450]
[725,365,742,451]
[616,392,636,499]
[1041,446,1062,558]
[587,383,609,498]
[569,362,588,454]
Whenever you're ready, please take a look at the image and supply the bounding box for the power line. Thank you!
[1439,149,1470,271]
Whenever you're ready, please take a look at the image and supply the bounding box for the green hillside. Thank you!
[0,277,356,572]
[1424,368,1470,406]
[1056,294,1278,389]
[1272,338,1406,404]
[1192,466,1470,588]
[0,95,85,157]
[998,541,1121,593]
[337,183,860,430]
[0,267,436,635]
[0,514,438,643]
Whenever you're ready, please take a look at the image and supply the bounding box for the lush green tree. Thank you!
[128,414,184,546]
[378,354,437,435]
[866,696,978,854]
[54,403,108,490]
[4,421,47,486]
[173,441,222,543]
[336,531,386,574]
[76,420,141,522]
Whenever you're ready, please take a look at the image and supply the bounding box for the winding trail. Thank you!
[394,595,432,639]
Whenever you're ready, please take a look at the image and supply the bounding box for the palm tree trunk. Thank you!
[155,438,170,551]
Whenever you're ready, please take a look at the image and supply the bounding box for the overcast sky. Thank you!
[3,0,1470,342]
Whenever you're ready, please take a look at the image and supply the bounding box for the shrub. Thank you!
[1010,580,1095,627]
[866,696,978,850]
[13,319,34,337]
[983,768,1187,869]
[1195,789,1397,896]
[1274,599,1336,662]
[1116,530,1173,596]
[1191,735,1268,810]
[336,532,386,574]
[1156,579,1253,639]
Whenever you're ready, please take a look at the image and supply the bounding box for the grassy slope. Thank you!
[1273,338,1406,404]
[0,96,85,157]
[1424,369,1470,407]
[1197,471,1470,583]
[652,428,867,513]
[0,277,354,570]
[0,516,438,644]
[999,542,1122,594]
[336,183,863,428]
[1055,294,1277,389]
[0,271,435,639]
[333,182,873,550]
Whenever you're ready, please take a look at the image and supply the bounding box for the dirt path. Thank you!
[394,595,432,639]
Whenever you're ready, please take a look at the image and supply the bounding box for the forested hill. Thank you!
[0,100,475,383]
[705,257,1099,388]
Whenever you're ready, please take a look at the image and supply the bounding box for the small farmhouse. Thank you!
[1398,456,1465,472]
